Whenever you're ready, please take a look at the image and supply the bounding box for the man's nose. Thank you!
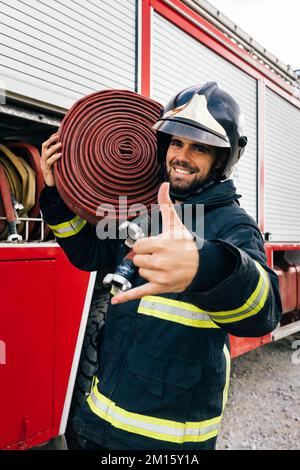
[176,145,190,160]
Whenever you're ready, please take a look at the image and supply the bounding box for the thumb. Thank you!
[158,182,183,233]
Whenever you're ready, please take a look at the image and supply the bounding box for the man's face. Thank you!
[166,136,218,194]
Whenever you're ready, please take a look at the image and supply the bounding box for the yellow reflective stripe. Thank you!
[210,262,268,315]
[87,396,219,443]
[87,395,220,443]
[87,378,221,444]
[210,263,270,323]
[143,296,204,313]
[48,215,86,238]
[51,218,86,238]
[139,262,270,327]
[138,296,219,329]
[222,344,231,412]
[138,306,219,328]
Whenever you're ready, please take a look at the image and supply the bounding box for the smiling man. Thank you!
[39,82,282,451]
[166,136,224,196]
[152,82,240,202]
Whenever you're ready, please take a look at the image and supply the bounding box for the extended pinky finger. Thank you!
[111,282,160,305]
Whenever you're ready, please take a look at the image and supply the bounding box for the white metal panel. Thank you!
[152,13,257,220]
[0,0,136,109]
[265,88,300,242]
[59,271,97,436]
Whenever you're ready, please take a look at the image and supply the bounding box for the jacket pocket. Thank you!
[114,346,202,422]
[127,346,201,390]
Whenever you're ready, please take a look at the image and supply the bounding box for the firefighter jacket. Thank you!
[39,180,282,450]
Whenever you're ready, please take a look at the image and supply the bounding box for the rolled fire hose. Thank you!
[55,89,163,225]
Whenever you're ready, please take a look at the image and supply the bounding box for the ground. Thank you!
[217,334,300,450]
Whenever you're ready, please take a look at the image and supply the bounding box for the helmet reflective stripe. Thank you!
[154,94,228,141]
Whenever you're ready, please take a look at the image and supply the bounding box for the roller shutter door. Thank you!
[0,0,136,109]
[152,13,258,220]
[265,88,300,242]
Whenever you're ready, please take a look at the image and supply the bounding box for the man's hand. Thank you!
[111,182,199,305]
[41,133,62,187]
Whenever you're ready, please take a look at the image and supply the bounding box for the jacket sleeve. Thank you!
[186,224,282,338]
[39,186,120,272]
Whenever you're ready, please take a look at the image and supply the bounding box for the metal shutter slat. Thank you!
[152,13,257,220]
[0,0,136,109]
[265,87,300,241]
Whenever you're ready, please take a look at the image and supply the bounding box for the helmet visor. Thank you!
[153,119,231,148]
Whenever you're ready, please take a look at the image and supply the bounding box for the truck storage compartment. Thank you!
[0,99,62,242]
[274,266,298,313]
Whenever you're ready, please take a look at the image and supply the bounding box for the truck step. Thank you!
[272,320,300,341]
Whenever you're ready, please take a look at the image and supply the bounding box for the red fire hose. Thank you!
[0,165,15,225]
[7,142,47,237]
[0,143,44,241]
[55,90,163,225]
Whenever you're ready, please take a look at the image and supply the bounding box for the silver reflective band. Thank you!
[138,296,219,328]
[48,215,86,238]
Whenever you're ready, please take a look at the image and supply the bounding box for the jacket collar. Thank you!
[182,179,241,207]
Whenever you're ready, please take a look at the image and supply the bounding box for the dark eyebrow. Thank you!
[192,143,208,150]
[170,138,183,144]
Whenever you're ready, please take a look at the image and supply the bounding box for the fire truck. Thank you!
[0,0,299,450]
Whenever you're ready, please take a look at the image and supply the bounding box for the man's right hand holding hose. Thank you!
[41,133,62,187]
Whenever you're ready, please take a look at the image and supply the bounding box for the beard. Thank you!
[166,168,210,196]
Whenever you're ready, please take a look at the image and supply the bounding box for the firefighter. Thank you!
[39,82,282,450]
